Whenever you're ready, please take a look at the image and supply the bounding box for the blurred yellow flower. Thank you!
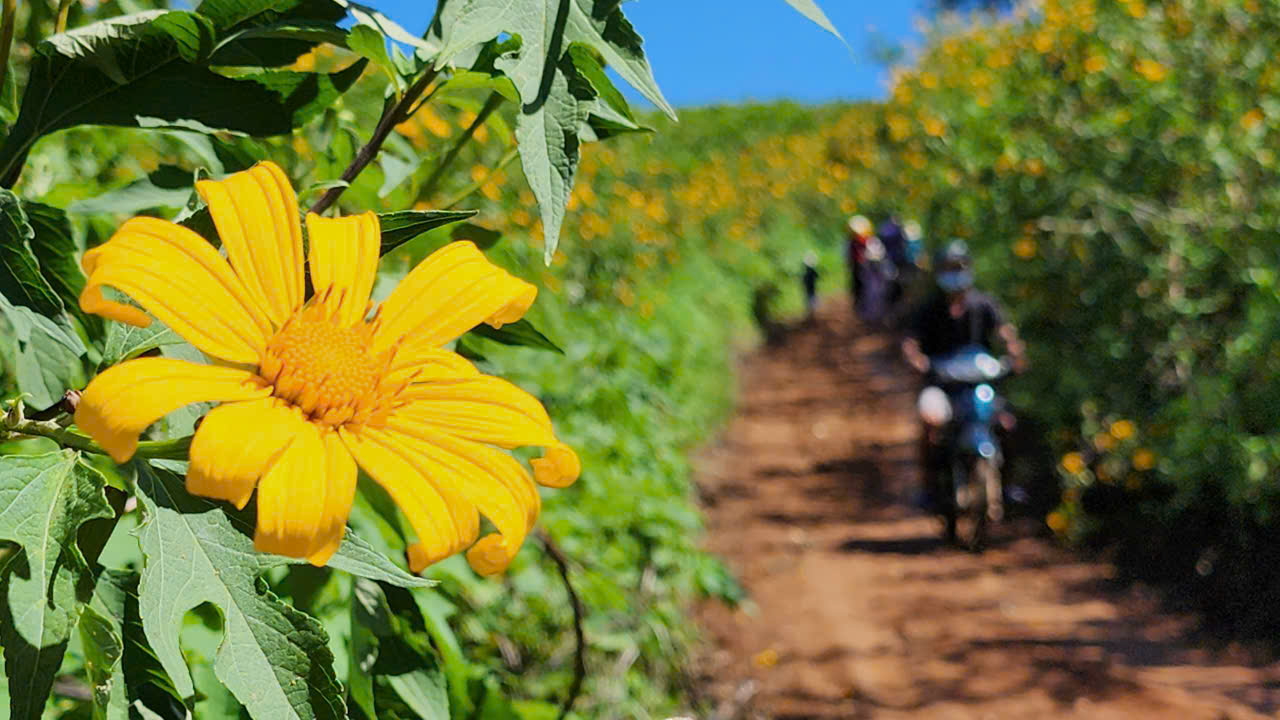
[1013,237,1037,259]
[1084,54,1106,74]
[923,116,946,138]
[1046,511,1069,533]
[1134,59,1169,83]
[75,162,578,574]
[1094,432,1115,452]
[1133,448,1157,471]
[1110,419,1135,440]
[1242,108,1265,131]
[1061,452,1086,474]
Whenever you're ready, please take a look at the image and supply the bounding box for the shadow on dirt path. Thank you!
[692,299,1280,720]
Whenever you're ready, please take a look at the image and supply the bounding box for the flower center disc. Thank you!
[262,310,384,426]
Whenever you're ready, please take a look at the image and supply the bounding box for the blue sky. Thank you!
[372,1,922,108]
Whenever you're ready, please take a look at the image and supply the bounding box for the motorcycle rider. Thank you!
[901,240,1026,516]
[845,215,874,314]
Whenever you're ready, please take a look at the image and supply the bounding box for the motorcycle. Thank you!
[927,345,1012,551]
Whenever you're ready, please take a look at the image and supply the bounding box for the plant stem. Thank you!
[420,91,505,202]
[441,146,518,210]
[309,67,440,216]
[2,416,191,460]
[536,529,586,720]
[55,0,75,33]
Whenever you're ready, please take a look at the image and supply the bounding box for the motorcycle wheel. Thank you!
[952,458,994,552]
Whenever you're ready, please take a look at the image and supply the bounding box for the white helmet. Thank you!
[847,215,872,236]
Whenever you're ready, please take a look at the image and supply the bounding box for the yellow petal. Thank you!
[80,216,272,363]
[197,161,304,326]
[381,346,480,389]
[394,376,581,488]
[75,358,269,463]
[530,444,580,489]
[307,431,359,566]
[254,421,332,559]
[187,398,307,510]
[385,418,541,560]
[371,242,537,355]
[340,427,478,572]
[466,534,518,576]
[306,211,380,328]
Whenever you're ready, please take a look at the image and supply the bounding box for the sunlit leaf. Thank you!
[0,451,113,719]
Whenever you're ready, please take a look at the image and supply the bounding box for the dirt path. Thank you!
[693,300,1280,720]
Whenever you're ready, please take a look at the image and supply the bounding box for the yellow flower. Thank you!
[1134,59,1168,83]
[1242,108,1265,131]
[1109,419,1135,440]
[1060,451,1085,474]
[1046,510,1068,533]
[1083,54,1106,74]
[1013,237,1037,259]
[74,162,578,574]
[1132,448,1156,471]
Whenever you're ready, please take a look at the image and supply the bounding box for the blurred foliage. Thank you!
[847,0,1280,633]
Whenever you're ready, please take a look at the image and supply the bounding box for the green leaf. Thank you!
[348,24,404,92]
[101,316,183,368]
[79,570,131,720]
[449,222,502,250]
[132,462,345,719]
[0,189,61,316]
[0,293,87,409]
[353,580,449,720]
[435,0,674,119]
[780,0,848,45]
[24,201,100,335]
[198,0,347,67]
[378,209,478,255]
[468,318,563,353]
[0,450,113,719]
[513,54,593,262]
[433,0,673,260]
[0,11,366,185]
[438,69,519,104]
[567,43,633,123]
[68,165,195,217]
[338,0,437,54]
[131,463,433,717]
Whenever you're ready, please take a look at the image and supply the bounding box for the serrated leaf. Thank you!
[132,463,345,719]
[0,188,61,316]
[0,293,87,409]
[433,0,672,259]
[0,450,113,719]
[378,209,478,255]
[0,11,366,185]
[468,318,562,353]
[435,0,674,119]
[132,463,433,717]
[513,54,592,262]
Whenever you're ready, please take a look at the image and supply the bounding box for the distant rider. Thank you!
[901,240,1026,510]
[845,215,874,314]
[802,251,819,320]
